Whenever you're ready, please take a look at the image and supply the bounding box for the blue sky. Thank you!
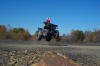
[0,0,100,35]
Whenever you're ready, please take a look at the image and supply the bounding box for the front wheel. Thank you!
[36,31,42,40]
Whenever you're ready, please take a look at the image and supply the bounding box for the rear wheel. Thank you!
[55,30,59,40]
[46,33,52,41]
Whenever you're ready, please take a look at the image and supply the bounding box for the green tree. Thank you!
[8,28,25,40]
[71,30,85,42]
[10,28,25,33]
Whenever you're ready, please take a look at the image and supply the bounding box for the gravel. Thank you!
[0,40,100,66]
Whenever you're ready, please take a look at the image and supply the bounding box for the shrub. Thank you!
[24,31,31,40]
[0,25,7,39]
[15,33,24,40]
[70,30,85,42]
[86,30,100,43]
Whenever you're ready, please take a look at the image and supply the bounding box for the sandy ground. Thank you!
[0,40,100,66]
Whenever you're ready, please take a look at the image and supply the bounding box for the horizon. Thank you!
[0,0,100,35]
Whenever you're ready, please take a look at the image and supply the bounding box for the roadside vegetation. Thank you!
[61,29,100,43]
[0,25,100,43]
[0,25,32,40]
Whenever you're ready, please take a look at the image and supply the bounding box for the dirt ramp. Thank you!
[32,52,80,66]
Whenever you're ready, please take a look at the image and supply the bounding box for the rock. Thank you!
[24,50,28,54]
[28,60,34,65]
[8,61,17,65]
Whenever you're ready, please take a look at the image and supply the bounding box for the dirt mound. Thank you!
[32,52,80,66]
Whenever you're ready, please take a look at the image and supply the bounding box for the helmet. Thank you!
[46,18,50,22]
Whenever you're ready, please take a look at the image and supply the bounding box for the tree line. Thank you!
[0,25,31,40]
[61,29,100,43]
[0,25,100,43]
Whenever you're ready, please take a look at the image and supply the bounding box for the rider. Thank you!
[44,18,51,29]
[44,18,50,24]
